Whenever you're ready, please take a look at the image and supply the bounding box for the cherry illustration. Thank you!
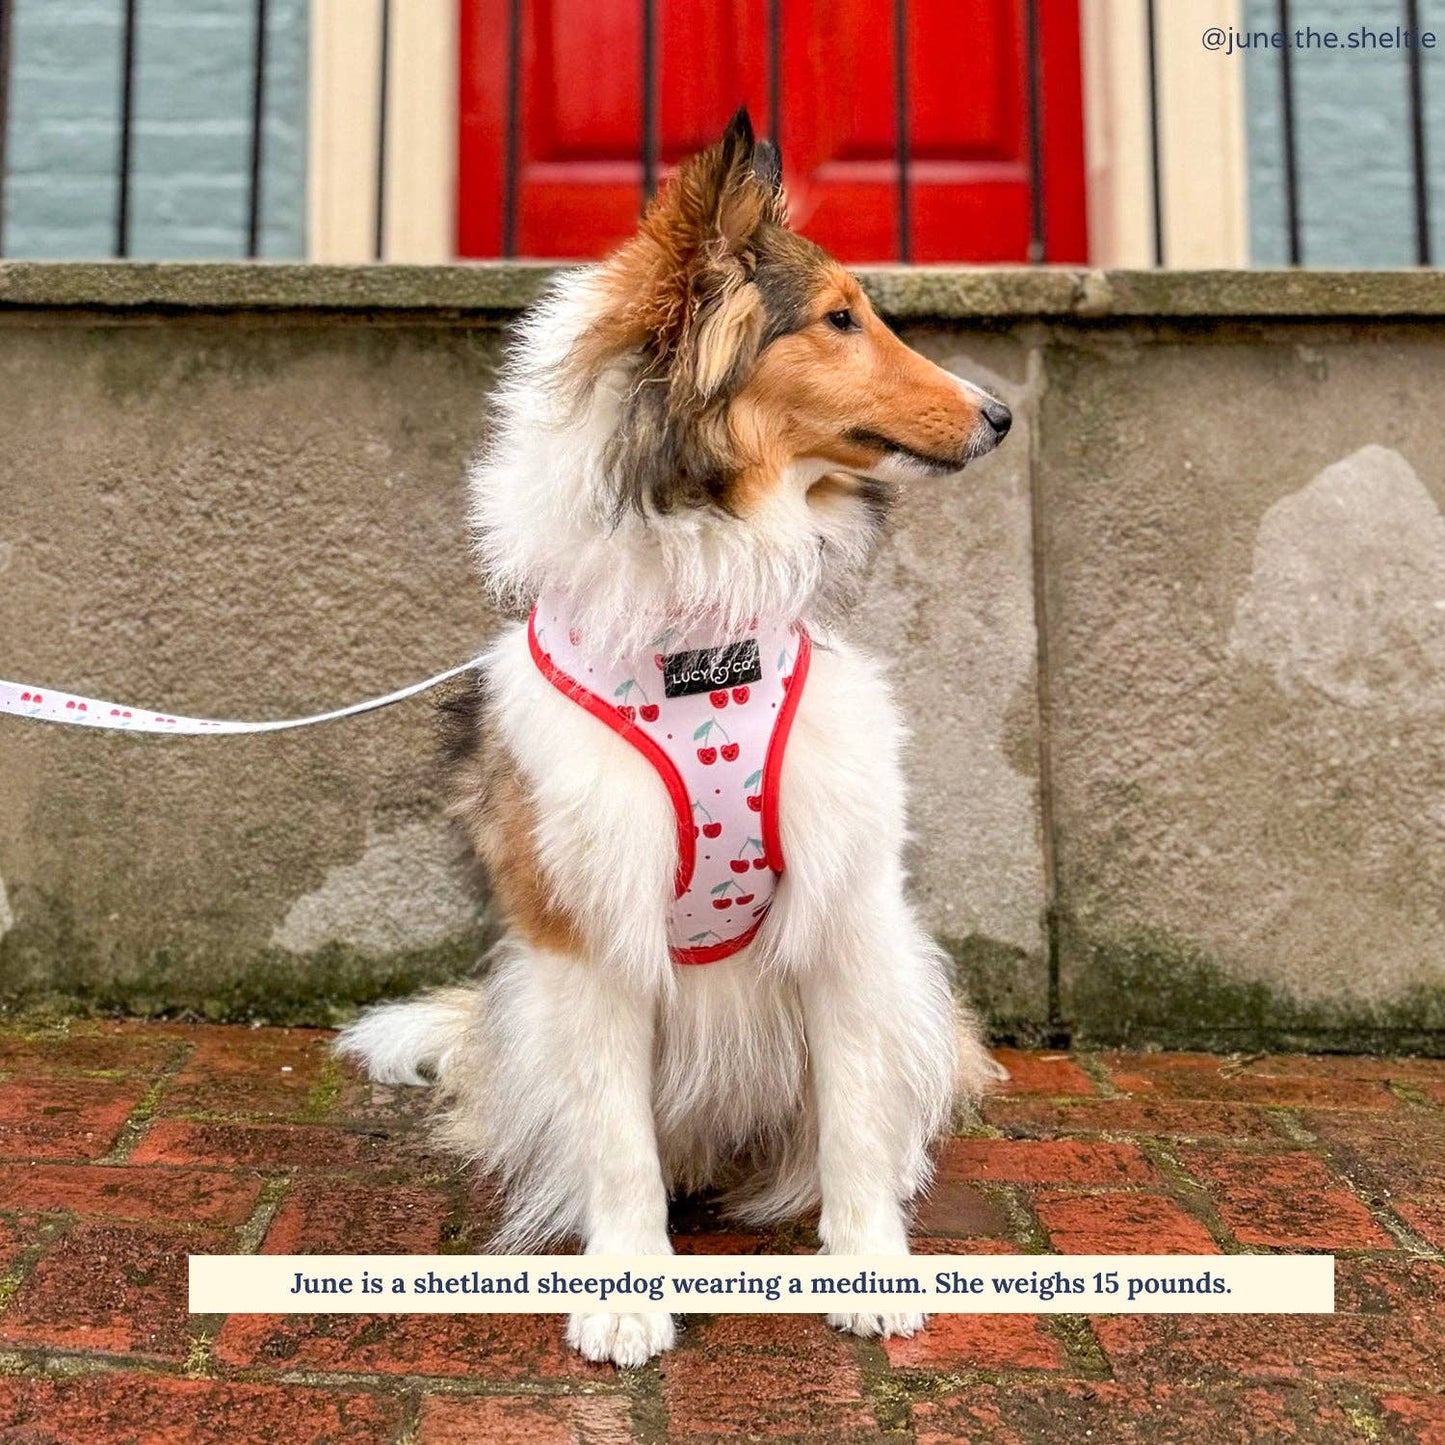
[752,857,768,870]
[721,743,740,762]
[693,715,732,763]
[614,676,655,722]
[732,686,750,704]
[736,894,755,906]
[713,897,733,910]
[742,771,764,814]
[710,690,729,708]
[653,653,665,669]
[702,822,722,839]
[781,674,793,693]
[730,860,750,874]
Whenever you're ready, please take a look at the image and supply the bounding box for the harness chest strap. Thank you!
[526,598,811,965]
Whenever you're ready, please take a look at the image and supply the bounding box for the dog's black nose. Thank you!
[982,400,1012,438]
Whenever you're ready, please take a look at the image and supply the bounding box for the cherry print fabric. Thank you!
[528,596,810,964]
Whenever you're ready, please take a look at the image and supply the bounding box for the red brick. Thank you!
[129,1119,418,1171]
[914,1380,1363,1445]
[908,1236,1021,1255]
[261,1179,451,1255]
[1104,1053,1395,1109]
[884,1312,1064,1372]
[1095,1258,1445,1392]
[0,1371,403,1444]
[418,1393,633,1445]
[215,1311,598,1381]
[1378,1393,1445,1444]
[161,1027,336,1121]
[985,1096,1280,1142]
[1303,1109,1445,1200]
[991,1050,1097,1097]
[1032,1191,1220,1255]
[0,1021,182,1078]
[661,1314,876,1441]
[0,1076,151,1161]
[1395,1200,1445,1251]
[912,1176,1011,1237]
[1224,1054,1445,1083]
[0,1162,262,1226]
[0,1220,226,1359]
[938,1138,1159,1186]
[1178,1147,1392,1250]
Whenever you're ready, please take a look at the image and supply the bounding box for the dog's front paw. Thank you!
[827,1310,927,1340]
[566,1310,676,1367]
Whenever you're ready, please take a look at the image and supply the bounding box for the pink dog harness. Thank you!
[528,596,811,964]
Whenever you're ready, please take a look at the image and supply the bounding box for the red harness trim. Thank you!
[527,612,696,898]
[526,611,809,967]
[761,628,811,873]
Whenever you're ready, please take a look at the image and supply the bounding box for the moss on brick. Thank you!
[1064,922,1445,1054]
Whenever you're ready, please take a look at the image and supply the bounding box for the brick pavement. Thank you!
[0,1020,1437,1442]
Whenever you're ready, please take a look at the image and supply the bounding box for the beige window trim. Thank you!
[1081,0,1249,267]
[308,0,457,262]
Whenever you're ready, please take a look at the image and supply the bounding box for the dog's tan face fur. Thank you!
[570,109,1008,521]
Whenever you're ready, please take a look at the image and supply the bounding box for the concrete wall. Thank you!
[0,263,1442,1052]
[4,0,307,259]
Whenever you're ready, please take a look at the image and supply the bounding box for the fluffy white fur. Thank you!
[337,265,1005,1366]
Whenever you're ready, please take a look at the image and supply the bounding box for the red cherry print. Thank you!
[20,692,30,702]
[78,703,87,711]
[702,822,722,839]
[710,690,729,708]
[693,825,701,838]
[697,747,717,765]
[752,857,768,870]
[713,897,733,910]
[736,894,754,906]
[720,743,740,762]
[65,700,76,710]
[747,794,762,812]
[122,711,131,718]
[110,708,120,716]
[618,705,636,722]
[34,694,42,704]
[640,704,659,721]
[781,674,792,692]
[732,686,750,704]
[653,653,665,669]
[730,860,749,874]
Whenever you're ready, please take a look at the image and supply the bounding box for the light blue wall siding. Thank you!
[4,0,307,259]
[1244,0,1445,264]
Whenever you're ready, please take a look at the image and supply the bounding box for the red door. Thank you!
[459,0,1087,263]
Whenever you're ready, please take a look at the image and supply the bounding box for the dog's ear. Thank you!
[644,106,785,265]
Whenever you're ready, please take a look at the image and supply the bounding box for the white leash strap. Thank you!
[0,659,483,735]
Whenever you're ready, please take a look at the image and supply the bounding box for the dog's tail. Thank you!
[334,985,481,1087]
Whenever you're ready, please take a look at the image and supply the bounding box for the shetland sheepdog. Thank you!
[338,108,1011,1367]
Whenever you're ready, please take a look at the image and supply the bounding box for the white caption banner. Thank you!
[191,1254,1334,1315]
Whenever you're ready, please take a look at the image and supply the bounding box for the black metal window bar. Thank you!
[0,0,1436,265]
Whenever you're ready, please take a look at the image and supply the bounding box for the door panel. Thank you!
[458,0,1087,263]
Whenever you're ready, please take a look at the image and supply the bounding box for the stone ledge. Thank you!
[2,260,1445,319]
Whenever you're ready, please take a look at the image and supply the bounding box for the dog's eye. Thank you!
[825,308,856,333]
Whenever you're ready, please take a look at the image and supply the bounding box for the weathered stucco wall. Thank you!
[0,263,1441,1050]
